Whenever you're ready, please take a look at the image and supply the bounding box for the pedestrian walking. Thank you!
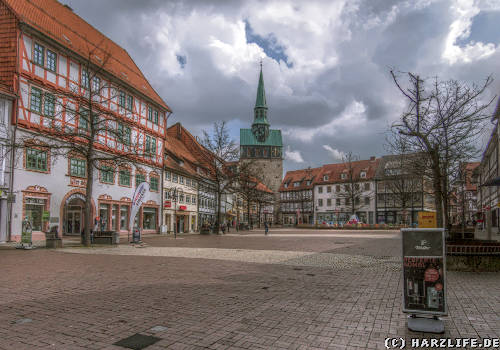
[264,222,269,235]
[227,222,230,233]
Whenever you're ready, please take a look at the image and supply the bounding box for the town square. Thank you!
[1,0,500,349]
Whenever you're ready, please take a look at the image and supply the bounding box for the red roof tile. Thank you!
[5,0,171,111]
[280,158,380,191]
[280,167,322,191]
[316,158,380,185]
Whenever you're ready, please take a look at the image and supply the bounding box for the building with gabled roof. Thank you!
[314,157,379,225]
[0,0,171,241]
[279,167,321,225]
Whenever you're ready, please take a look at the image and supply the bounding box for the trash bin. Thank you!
[112,231,120,245]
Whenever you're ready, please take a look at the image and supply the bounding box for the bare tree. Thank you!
[9,46,157,246]
[390,71,494,227]
[200,121,239,233]
[336,152,371,218]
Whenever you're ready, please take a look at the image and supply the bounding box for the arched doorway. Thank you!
[63,193,85,235]
[60,191,95,236]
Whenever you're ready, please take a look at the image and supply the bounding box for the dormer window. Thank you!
[323,175,329,181]
[360,171,366,178]
[284,183,288,188]
[341,173,347,180]
[306,180,311,185]
[294,181,300,187]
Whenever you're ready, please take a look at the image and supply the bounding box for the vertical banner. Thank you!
[129,181,150,230]
[402,228,447,315]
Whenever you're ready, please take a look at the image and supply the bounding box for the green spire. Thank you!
[255,63,267,109]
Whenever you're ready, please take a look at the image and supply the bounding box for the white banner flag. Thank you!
[130,181,149,230]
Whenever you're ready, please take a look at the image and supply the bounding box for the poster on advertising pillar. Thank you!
[402,228,447,316]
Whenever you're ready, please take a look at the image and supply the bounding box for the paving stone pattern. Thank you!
[0,230,499,349]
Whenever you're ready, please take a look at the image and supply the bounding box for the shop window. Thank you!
[26,148,47,171]
[119,169,131,186]
[112,204,118,231]
[143,207,157,230]
[25,197,46,231]
[99,203,109,231]
[120,205,129,230]
[70,158,86,177]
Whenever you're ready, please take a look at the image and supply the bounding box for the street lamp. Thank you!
[167,187,183,239]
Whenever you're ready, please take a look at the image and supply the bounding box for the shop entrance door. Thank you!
[66,206,82,235]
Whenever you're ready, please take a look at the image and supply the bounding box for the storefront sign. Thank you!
[402,228,446,316]
[69,177,87,188]
[66,193,86,204]
[179,205,187,211]
[418,211,437,228]
[129,181,149,229]
[42,211,50,221]
[164,200,171,208]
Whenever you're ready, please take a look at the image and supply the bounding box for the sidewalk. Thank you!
[0,231,201,250]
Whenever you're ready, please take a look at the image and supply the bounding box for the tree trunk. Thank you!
[84,151,94,247]
[247,198,251,229]
[216,190,221,234]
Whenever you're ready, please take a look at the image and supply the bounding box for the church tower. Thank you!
[240,65,283,221]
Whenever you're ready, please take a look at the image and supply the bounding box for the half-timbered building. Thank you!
[0,0,171,240]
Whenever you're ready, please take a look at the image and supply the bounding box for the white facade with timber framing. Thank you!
[0,0,171,241]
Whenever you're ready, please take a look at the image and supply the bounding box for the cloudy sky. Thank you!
[66,0,500,172]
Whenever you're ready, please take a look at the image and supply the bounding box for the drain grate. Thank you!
[114,333,161,350]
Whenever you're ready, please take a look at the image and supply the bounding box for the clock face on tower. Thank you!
[252,125,268,142]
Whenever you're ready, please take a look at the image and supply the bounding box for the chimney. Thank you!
[370,156,375,161]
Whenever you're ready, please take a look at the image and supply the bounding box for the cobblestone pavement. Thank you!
[1,230,499,350]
